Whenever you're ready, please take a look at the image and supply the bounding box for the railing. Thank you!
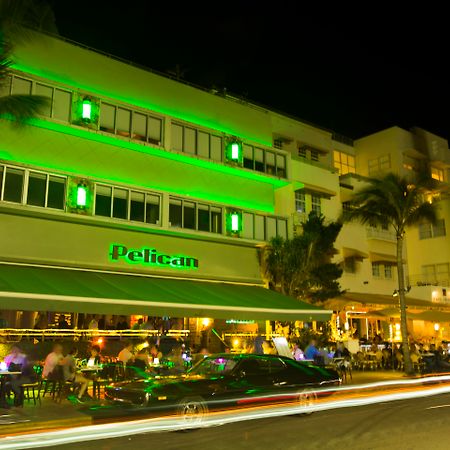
[366,227,396,242]
[407,274,450,287]
[0,328,189,342]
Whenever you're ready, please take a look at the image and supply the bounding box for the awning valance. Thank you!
[342,247,369,260]
[0,264,331,321]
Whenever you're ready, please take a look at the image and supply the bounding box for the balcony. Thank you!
[407,274,450,287]
[366,227,396,242]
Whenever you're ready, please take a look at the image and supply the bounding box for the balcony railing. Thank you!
[407,274,450,287]
[366,227,396,242]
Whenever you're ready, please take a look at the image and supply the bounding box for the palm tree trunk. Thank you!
[396,234,414,374]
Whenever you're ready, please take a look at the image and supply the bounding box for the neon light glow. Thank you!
[76,185,87,207]
[82,99,92,120]
[109,244,199,270]
[231,214,240,231]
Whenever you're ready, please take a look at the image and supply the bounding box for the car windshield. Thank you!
[188,356,238,376]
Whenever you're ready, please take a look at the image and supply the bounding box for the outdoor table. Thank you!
[0,371,21,409]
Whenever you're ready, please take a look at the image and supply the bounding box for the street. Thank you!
[45,392,450,450]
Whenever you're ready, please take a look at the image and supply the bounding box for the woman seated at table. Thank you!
[62,348,89,404]
[6,359,38,407]
[87,345,102,367]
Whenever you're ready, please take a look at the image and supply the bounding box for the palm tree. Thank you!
[344,172,437,374]
[0,0,56,121]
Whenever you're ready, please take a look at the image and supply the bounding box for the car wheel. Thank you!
[177,396,208,425]
[297,389,317,415]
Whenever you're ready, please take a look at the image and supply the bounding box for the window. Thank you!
[265,152,276,175]
[95,185,112,217]
[419,219,446,239]
[254,148,264,172]
[53,89,71,122]
[26,172,66,210]
[12,77,32,95]
[311,194,321,216]
[368,154,391,176]
[2,168,24,203]
[100,102,162,144]
[333,150,356,175]
[255,215,265,240]
[169,197,222,233]
[35,83,53,117]
[266,217,277,240]
[171,123,222,160]
[344,258,356,274]
[277,218,288,239]
[112,188,128,219]
[310,150,319,162]
[273,139,283,149]
[384,265,392,279]
[372,263,381,277]
[298,148,307,158]
[276,154,286,177]
[295,191,306,213]
[95,183,160,224]
[243,145,254,170]
[431,167,444,182]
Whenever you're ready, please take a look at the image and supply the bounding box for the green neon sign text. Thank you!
[109,244,199,269]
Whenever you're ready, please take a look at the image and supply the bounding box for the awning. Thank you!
[410,310,450,322]
[342,247,369,260]
[369,252,398,264]
[301,183,336,198]
[330,292,437,308]
[0,264,331,321]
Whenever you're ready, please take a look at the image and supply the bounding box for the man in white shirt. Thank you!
[43,343,64,378]
[117,342,134,364]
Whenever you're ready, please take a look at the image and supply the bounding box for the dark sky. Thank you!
[49,3,449,141]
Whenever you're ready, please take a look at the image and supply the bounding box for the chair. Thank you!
[21,378,42,406]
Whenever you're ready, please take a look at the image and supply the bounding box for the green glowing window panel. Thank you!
[76,184,88,207]
[226,141,243,164]
[226,211,242,234]
[82,99,92,120]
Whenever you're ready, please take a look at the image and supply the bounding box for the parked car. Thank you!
[104,353,340,421]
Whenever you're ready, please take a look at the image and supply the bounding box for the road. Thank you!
[45,392,450,450]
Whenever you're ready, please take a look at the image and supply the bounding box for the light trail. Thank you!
[1,375,450,449]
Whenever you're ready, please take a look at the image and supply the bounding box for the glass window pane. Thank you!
[27,172,47,207]
[277,219,287,239]
[0,75,11,97]
[100,103,115,132]
[266,152,276,175]
[341,153,348,165]
[184,127,196,154]
[148,117,162,144]
[130,191,145,222]
[112,188,128,219]
[198,204,210,231]
[211,207,222,234]
[47,176,65,210]
[254,148,264,172]
[169,198,182,227]
[242,212,254,239]
[146,194,160,224]
[348,155,355,167]
[210,135,222,162]
[12,77,32,95]
[255,215,265,240]
[276,155,286,177]
[243,145,253,169]
[184,201,196,229]
[197,131,210,158]
[95,185,112,217]
[35,84,53,117]
[171,124,183,151]
[53,89,71,122]
[116,108,131,137]
[3,168,24,203]
[132,113,147,142]
[266,217,277,240]
[333,151,340,163]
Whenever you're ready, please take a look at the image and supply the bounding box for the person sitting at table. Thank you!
[7,358,38,407]
[334,342,350,359]
[118,342,134,365]
[292,342,304,361]
[62,348,89,404]
[304,340,320,360]
[87,345,102,367]
[43,343,64,379]
[149,345,163,363]
[4,346,27,368]
[133,347,150,373]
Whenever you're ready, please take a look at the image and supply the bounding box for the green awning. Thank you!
[0,264,331,321]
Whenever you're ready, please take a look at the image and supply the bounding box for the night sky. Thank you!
[49,3,449,141]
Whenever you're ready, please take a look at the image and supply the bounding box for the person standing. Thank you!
[292,343,305,361]
[304,340,320,360]
[117,342,134,365]
[42,343,64,379]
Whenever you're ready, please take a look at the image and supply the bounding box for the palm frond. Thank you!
[0,94,50,123]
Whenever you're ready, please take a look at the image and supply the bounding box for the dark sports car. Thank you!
[104,353,340,421]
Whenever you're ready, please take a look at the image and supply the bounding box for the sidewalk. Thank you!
[0,370,419,437]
